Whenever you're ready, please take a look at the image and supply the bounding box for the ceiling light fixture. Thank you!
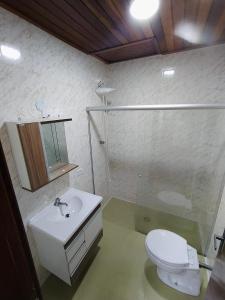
[0,45,21,60]
[130,0,160,20]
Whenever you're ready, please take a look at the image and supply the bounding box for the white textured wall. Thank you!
[106,44,225,257]
[0,7,109,284]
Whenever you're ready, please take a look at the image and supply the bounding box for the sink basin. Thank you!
[64,196,83,215]
[29,188,102,243]
[49,195,83,222]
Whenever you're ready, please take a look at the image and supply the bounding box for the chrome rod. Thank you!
[86,104,225,112]
[87,112,96,194]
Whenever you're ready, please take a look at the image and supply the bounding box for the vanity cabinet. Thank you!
[7,119,78,192]
[31,206,103,285]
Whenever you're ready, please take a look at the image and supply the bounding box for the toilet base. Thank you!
[157,267,201,296]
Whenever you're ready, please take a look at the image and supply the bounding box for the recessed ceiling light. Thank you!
[130,0,160,20]
[162,68,175,77]
[0,45,21,60]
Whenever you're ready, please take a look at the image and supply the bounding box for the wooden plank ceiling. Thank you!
[1,0,225,63]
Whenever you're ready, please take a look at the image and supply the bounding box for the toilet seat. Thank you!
[145,229,189,267]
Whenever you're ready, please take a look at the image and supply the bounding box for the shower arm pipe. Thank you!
[86,104,225,112]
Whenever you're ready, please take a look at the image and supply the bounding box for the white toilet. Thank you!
[145,229,201,296]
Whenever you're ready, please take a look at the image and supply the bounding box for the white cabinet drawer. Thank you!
[66,231,85,262]
[69,243,87,276]
[84,210,102,249]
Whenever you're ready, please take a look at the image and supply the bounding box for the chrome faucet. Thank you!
[54,197,68,207]
[54,197,68,216]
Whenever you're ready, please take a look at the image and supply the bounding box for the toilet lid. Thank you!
[146,229,189,266]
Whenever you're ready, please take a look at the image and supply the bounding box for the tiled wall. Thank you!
[106,44,225,257]
[0,7,109,284]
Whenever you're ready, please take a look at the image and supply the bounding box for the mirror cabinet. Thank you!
[7,119,77,192]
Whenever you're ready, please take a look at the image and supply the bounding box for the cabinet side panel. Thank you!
[17,123,48,190]
[6,123,31,190]
[31,227,71,285]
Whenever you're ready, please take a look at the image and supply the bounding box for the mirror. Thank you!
[41,122,69,173]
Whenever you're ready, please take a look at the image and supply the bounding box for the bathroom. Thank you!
[0,0,225,299]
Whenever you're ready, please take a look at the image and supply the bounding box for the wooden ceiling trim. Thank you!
[203,0,225,43]
[160,0,175,52]
[91,37,155,54]
[82,0,128,44]
[205,0,225,29]
[97,0,138,42]
[220,28,225,42]
[184,0,199,23]
[109,0,144,41]
[34,0,105,50]
[6,0,97,51]
[214,9,225,40]
[172,0,185,50]
[138,21,154,39]
[66,0,121,47]
[152,37,160,54]
[104,0,136,41]
[1,0,89,53]
[183,0,200,47]
[94,38,158,63]
[196,0,213,32]
[51,0,112,49]
[150,14,167,53]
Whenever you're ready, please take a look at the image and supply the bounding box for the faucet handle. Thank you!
[54,197,61,206]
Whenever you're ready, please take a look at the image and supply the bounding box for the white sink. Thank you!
[50,195,83,223]
[66,196,83,214]
[47,198,83,224]
[29,188,102,243]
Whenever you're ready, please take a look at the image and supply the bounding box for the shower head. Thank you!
[95,86,116,96]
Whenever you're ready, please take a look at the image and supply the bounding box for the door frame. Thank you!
[205,230,225,299]
[0,141,42,299]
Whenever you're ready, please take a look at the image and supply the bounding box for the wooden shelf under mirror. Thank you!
[49,163,78,182]
[7,118,77,192]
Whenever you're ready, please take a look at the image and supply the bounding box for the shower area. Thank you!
[87,103,225,256]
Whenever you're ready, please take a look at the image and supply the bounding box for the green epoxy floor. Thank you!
[105,198,202,253]
[42,198,208,300]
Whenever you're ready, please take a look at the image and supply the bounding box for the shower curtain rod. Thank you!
[86,104,225,112]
